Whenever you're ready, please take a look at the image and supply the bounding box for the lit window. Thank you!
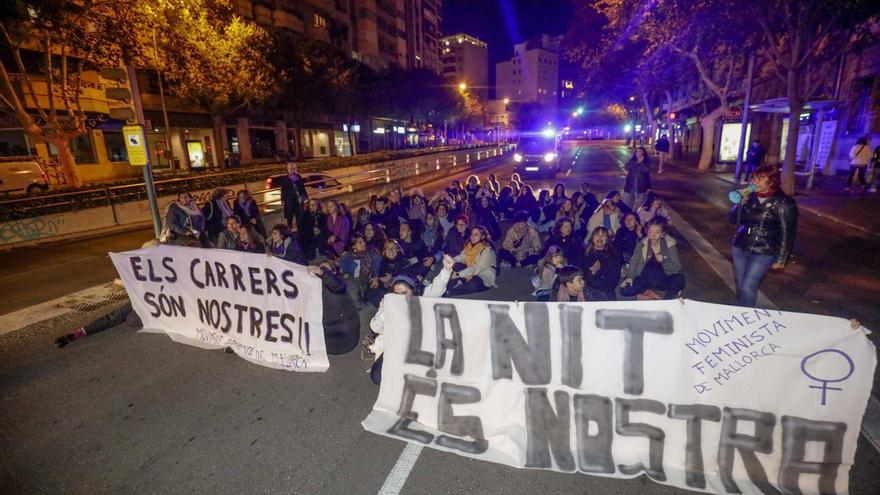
[314,13,327,28]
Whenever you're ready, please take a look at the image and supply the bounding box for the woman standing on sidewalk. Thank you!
[728,164,798,307]
[847,136,872,191]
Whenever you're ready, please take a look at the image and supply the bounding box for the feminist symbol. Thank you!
[800,349,854,406]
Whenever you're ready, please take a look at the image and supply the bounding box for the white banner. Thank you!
[363,296,876,494]
[110,244,327,371]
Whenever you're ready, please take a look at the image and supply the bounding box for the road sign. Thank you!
[123,125,148,166]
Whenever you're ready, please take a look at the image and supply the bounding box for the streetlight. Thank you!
[629,96,635,101]
[503,98,510,105]
[458,82,467,91]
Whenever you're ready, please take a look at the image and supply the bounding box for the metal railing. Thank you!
[0,144,511,222]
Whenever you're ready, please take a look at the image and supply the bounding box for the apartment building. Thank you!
[405,0,443,73]
[495,35,561,109]
[441,33,489,100]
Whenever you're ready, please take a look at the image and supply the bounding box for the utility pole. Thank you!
[127,67,162,238]
[734,54,755,183]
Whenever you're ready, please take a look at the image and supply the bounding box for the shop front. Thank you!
[144,111,219,172]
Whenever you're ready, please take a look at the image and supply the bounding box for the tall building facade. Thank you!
[405,0,443,73]
[495,35,561,108]
[441,33,488,100]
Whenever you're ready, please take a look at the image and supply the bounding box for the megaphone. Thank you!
[728,184,756,203]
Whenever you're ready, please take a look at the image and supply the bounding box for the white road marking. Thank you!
[377,443,424,495]
[603,145,880,453]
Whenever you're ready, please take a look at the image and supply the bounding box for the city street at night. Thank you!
[3,142,880,494]
[3,0,880,494]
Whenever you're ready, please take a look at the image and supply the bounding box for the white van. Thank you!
[0,158,49,195]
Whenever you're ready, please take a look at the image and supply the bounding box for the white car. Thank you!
[0,158,49,195]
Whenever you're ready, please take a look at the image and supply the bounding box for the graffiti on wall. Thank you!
[0,216,66,244]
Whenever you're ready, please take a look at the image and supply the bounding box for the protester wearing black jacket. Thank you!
[728,164,797,307]
[233,189,267,238]
[279,162,309,229]
[308,262,360,355]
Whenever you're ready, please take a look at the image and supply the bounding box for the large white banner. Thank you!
[363,296,876,494]
[110,244,327,371]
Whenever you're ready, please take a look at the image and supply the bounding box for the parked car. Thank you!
[261,173,345,211]
[0,158,49,195]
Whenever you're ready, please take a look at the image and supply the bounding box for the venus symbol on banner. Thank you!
[801,349,855,406]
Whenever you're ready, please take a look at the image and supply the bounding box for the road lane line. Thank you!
[603,144,880,453]
[377,443,423,495]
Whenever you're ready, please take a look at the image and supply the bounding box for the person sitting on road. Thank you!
[514,185,538,213]
[233,189,266,239]
[485,173,501,197]
[268,224,306,265]
[544,217,583,266]
[361,222,387,254]
[550,183,568,208]
[549,265,586,302]
[339,233,382,309]
[367,255,455,385]
[533,246,566,301]
[387,188,408,221]
[587,199,621,237]
[613,212,643,264]
[510,172,524,191]
[637,192,672,227]
[421,210,445,260]
[364,240,412,308]
[581,226,623,301]
[532,190,556,233]
[580,182,600,213]
[355,207,370,231]
[495,186,517,220]
[299,199,327,261]
[447,226,497,296]
[555,198,576,222]
[237,224,265,253]
[472,195,502,241]
[499,211,542,268]
[464,174,482,201]
[162,191,207,247]
[605,189,632,215]
[324,199,351,258]
[306,259,360,355]
[216,215,241,250]
[369,196,401,238]
[444,214,470,257]
[620,218,685,300]
[406,193,428,235]
[202,188,234,245]
[397,222,435,280]
[435,202,454,233]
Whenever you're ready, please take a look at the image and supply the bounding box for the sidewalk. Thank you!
[666,153,880,237]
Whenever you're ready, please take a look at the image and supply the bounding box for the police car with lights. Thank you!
[512,131,560,179]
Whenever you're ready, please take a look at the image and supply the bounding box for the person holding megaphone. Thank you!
[727,164,798,307]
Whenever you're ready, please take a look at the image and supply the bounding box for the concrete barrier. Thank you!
[0,146,510,249]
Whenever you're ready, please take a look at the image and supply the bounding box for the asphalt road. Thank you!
[1,142,878,494]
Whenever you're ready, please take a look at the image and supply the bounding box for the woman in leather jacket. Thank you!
[727,164,798,307]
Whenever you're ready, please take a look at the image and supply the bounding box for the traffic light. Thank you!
[100,67,136,122]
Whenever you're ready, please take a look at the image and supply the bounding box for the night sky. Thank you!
[442,0,574,69]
